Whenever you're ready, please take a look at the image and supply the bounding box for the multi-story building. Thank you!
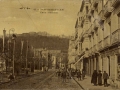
[74,0,120,88]
[68,37,77,69]
[74,0,90,72]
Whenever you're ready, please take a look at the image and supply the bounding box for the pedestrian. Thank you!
[97,70,102,86]
[91,70,98,86]
[61,69,67,82]
[82,69,85,80]
[77,70,81,81]
[57,69,61,77]
[8,73,15,81]
[66,71,70,82]
[103,71,109,87]
[75,69,78,76]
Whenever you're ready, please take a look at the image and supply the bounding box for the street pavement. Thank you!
[1,69,119,90]
[74,75,118,90]
[0,69,83,89]
[0,70,42,84]
[35,72,82,90]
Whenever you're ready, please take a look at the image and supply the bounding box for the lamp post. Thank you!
[12,33,16,75]
[8,28,15,72]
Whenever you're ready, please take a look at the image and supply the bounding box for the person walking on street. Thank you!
[82,69,85,80]
[91,70,98,86]
[71,69,74,77]
[61,69,67,82]
[57,69,61,78]
[77,70,81,81]
[98,70,102,86]
[103,71,109,87]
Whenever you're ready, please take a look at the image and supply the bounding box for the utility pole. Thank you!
[26,41,28,69]
[33,48,35,71]
[21,40,24,72]
[38,51,40,70]
[3,29,6,53]
[3,29,6,73]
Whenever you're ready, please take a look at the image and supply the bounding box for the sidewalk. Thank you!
[74,75,118,90]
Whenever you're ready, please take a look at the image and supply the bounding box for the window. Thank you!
[86,6,88,14]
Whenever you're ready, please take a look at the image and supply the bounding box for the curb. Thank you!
[67,71,85,90]
[72,77,85,90]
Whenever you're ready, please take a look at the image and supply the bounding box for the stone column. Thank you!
[94,56,96,70]
[88,59,89,75]
[91,58,93,76]
[98,56,102,72]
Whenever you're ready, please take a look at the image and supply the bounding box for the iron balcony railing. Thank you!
[98,40,103,51]
[104,1,113,17]
[111,29,120,45]
[103,35,110,48]
[111,0,120,8]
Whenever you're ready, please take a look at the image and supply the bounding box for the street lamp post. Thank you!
[8,28,15,72]
[12,34,16,75]
[12,38,15,75]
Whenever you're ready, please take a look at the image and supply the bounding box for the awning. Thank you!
[74,56,84,65]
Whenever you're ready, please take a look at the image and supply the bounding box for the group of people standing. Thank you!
[56,68,86,83]
[71,69,85,81]
[91,70,109,87]
[56,69,69,82]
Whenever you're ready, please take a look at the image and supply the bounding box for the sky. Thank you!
[0,0,81,36]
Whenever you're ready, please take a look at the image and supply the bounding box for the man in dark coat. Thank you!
[103,71,109,87]
[98,70,102,86]
[91,70,98,86]
[61,69,67,82]
[82,69,85,80]
[77,70,81,81]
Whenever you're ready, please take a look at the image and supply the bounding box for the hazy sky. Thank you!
[0,0,81,36]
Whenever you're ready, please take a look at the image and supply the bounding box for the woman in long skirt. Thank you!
[91,70,98,86]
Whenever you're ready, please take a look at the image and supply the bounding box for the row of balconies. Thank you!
[104,0,114,17]
[91,0,120,9]
[87,28,120,55]
[111,0,120,8]
[80,0,120,27]
[77,0,120,56]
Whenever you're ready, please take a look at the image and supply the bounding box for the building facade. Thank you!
[68,37,77,69]
[74,0,120,88]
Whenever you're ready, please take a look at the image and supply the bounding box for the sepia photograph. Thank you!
[0,0,120,90]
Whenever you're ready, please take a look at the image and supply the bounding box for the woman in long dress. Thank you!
[91,70,98,86]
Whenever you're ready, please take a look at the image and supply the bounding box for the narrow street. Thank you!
[0,70,82,89]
